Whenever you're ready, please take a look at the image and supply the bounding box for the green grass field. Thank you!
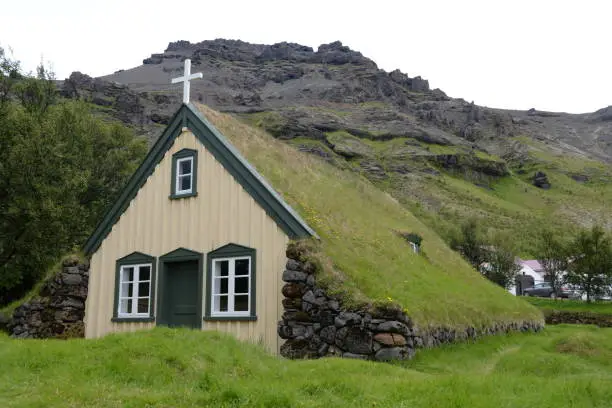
[200,106,540,327]
[525,298,612,315]
[1,325,610,407]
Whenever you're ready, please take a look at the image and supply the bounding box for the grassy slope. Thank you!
[199,105,539,327]
[1,326,611,407]
[320,132,612,258]
[246,106,612,258]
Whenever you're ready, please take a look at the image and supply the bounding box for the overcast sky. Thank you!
[2,0,610,113]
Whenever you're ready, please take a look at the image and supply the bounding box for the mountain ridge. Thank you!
[58,38,612,253]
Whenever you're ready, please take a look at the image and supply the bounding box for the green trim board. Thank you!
[156,248,204,328]
[83,103,316,255]
[170,148,198,199]
[204,243,257,321]
[112,251,157,322]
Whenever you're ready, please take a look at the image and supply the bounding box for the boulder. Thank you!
[340,327,373,354]
[375,321,410,336]
[286,259,303,272]
[374,347,414,361]
[320,325,337,344]
[334,312,362,327]
[282,283,306,298]
[282,270,308,283]
[282,297,302,310]
[373,332,407,347]
[532,171,551,189]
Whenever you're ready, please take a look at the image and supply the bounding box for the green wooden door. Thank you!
[163,260,200,328]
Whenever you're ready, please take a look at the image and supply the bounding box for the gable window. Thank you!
[112,252,156,322]
[206,244,256,321]
[176,157,193,194]
[170,148,198,199]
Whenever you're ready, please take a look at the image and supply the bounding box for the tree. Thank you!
[450,218,487,270]
[482,238,521,289]
[565,226,612,302]
[537,229,569,298]
[0,50,147,305]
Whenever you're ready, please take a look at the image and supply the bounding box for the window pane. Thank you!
[235,259,250,276]
[122,267,134,282]
[179,159,192,175]
[138,282,150,297]
[234,295,249,312]
[215,260,229,277]
[139,266,151,281]
[120,282,133,298]
[137,298,149,314]
[119,299,132,314]
[213,277,229,295]
[180,175,191,191]
[235,276,249,294]
[214,295,228,312]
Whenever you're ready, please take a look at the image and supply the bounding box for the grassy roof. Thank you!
[198,105,541,328]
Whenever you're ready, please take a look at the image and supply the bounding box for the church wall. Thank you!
[84,130,289,353]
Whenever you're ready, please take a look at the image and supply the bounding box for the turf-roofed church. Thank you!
[83,59,316,352]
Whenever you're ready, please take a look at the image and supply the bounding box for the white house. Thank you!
[507,259,547,295]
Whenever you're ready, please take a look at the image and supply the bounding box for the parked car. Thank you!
[523,282,580,299]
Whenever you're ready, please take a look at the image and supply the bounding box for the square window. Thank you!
[117,263,153,318]
[234,295,249,312]
[235,259,249,276]
[137,298,150,314]
[210,256,252,317]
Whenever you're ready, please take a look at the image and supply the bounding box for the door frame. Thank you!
[156,247,204,328]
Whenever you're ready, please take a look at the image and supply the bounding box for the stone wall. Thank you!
[278,246,544,361]
[544,310,612,328]
[6,258,89,339]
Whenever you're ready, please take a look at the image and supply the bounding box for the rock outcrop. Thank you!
[532,171,551,189]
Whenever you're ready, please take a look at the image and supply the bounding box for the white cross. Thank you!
[171,59,203,104]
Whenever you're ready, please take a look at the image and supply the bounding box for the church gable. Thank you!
[83,103,316,255]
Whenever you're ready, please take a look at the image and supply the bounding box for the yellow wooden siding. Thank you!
[84,130,289,353]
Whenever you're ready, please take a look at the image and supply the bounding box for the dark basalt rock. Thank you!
[533,171,551,189]
[7,260,89,339]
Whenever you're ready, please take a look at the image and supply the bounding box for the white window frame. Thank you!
[210,256,251,318]
[117,263,153,318]
[175,156,194,195]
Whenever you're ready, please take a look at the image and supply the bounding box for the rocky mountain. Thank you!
[59,39,612,253]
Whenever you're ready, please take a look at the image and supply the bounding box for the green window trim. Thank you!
[156,248,204,327]
[204,243,257,322]
[113,252,157,322]
[170,148,198,199]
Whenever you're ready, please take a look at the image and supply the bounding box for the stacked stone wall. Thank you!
[6,258,89,339]
[279,247,544,361]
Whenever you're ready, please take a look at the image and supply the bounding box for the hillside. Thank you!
[196,104,539,327]
[60,39,612,255]
[1,327,611,407]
